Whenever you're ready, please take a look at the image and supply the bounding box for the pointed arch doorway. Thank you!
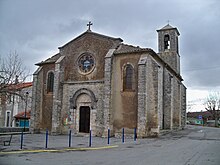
[79,106,90,133]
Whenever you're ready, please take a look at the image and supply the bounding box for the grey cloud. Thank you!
[0,0,220,90]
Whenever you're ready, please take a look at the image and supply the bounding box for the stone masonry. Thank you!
[31,23,186,137]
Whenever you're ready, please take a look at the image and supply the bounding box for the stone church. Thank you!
[31,23,186,137]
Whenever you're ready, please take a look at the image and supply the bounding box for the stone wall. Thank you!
[157,27,180,74]
[31,62,55,133]
[145,56,160,136]
[30,67,43,133]
[111,52,140,134]
[0,127,28,133]
[41,64,55,131]
[60,32,121,82]
[158,52,180,74]
[51,56,65,134]
[137,54,164,137]
[31,28,186,137]
[61,81,104,136]
[172,78,181,129]
[163,68,172,129]
[181,84,187,128]
[137,55,147,137]
[157,62,164,130]
[103,49,115,137]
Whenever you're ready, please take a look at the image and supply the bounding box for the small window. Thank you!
[6,111,10,127]
[164,34,170,50]
[123,64,134,90]
[47,72,54,93]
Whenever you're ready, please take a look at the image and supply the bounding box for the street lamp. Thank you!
[24,92,29,132]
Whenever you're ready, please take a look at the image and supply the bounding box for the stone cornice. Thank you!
[63,80,104,85]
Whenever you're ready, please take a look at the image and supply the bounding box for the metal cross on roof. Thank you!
[87,21,93,31]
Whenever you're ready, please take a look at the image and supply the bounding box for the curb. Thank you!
[0,145,118,155]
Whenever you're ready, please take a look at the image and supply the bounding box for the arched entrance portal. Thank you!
[70,88,98,134]
[79,106,90,133]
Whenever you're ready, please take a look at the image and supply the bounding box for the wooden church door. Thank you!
[79,106,90,133]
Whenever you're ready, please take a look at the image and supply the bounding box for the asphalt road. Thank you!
[0,125,220,165]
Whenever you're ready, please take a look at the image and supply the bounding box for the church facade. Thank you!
[30,23,186,137]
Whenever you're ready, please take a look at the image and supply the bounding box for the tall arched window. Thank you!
[123,64,134,90]
[164,34,170,50]
[47,72,54,93]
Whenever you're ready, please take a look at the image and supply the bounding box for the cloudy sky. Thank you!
[0,0,220,111]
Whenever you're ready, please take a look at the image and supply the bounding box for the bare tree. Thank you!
[0,51,30,97]
[0,52,30,127]
[204,92,220,127]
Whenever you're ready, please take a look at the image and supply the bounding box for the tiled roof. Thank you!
[14,110,31,119]
[113,43,183,81]
[187,111,215,119]
[35,53,61,66]
[15,82,32,89]
[157,24,180,35]
[161,24,174,30]
[35,31,123,66]
[8,82,32,90]
[114,43,153,54]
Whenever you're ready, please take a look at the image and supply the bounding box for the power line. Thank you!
[182,65,220,72]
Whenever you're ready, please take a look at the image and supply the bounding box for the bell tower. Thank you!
[157,24,180,74]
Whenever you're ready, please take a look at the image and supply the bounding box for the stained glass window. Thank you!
[78,53,95,74]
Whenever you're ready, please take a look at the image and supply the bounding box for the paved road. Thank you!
[0,125,220,165]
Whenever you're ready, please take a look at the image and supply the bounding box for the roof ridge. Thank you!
[35,53,61,66]
[59,30,123,49]
[157,24,180,35]
[114,43,152,54]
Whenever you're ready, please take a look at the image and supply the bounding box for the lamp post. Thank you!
[23,92,29,132]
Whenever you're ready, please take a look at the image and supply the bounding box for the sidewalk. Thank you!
[0,132,140,154]
[1,126,195,154]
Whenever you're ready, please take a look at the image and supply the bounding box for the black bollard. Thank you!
[45,129,48,149]
[122,128,125,143]
[20,131,24,149]
[108,128,110,145]
[89,130,92,147]
[69,130,72,147]
[134,128,137,142]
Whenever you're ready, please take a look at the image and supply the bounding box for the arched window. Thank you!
[47,72,54,93]
[123,64,134,90]
[164,34,170,50]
